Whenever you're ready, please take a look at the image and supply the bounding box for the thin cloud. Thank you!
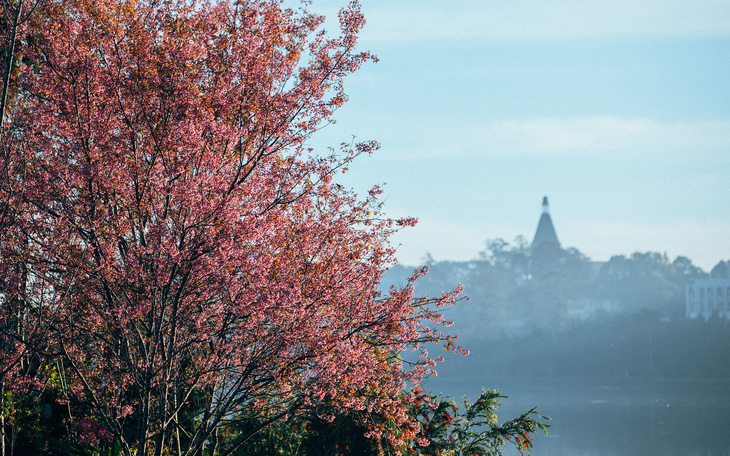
[481,117,730,157]
[344,116,730,163]
[381,117,730,159]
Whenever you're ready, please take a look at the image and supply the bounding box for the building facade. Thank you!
[685,262,730,321]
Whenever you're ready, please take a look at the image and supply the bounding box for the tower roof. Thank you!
[532,196,560,248]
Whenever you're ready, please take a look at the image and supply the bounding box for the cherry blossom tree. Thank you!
[1,0,461,454]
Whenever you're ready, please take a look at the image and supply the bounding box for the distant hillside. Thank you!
[383,238,711,341]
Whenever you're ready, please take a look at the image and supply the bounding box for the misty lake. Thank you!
[426,376,730,456]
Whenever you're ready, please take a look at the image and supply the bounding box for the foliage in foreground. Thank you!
[2,386,549,456]
[402,388,549,456]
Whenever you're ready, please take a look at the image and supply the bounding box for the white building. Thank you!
[685,262,730,321]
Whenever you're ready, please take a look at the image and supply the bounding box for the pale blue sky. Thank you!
[307,0,730,270]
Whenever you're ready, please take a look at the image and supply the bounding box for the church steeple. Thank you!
[532,196,560,248]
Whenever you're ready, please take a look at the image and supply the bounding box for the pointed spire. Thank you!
[532,196,560,248]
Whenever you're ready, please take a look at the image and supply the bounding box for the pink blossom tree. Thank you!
[0,0,461,454]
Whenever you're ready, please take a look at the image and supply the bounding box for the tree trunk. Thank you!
[0,0,23,132]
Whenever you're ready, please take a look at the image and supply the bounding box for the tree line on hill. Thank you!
[386,238,730,380]
[385,237,715,341]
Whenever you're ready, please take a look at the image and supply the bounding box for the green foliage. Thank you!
[223,387,548,456]
[2,384,547,456]
[2,389,76,456]
[404,388,549,456]
[1,363,119,456]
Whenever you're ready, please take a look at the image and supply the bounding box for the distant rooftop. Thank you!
[532,196,560,248]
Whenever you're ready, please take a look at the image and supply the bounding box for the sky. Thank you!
[306,0,730,271]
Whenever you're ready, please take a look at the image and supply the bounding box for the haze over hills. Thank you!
[385,196,723,339]
[384,197,730,380]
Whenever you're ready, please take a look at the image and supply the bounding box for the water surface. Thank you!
[424,377,730,456]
